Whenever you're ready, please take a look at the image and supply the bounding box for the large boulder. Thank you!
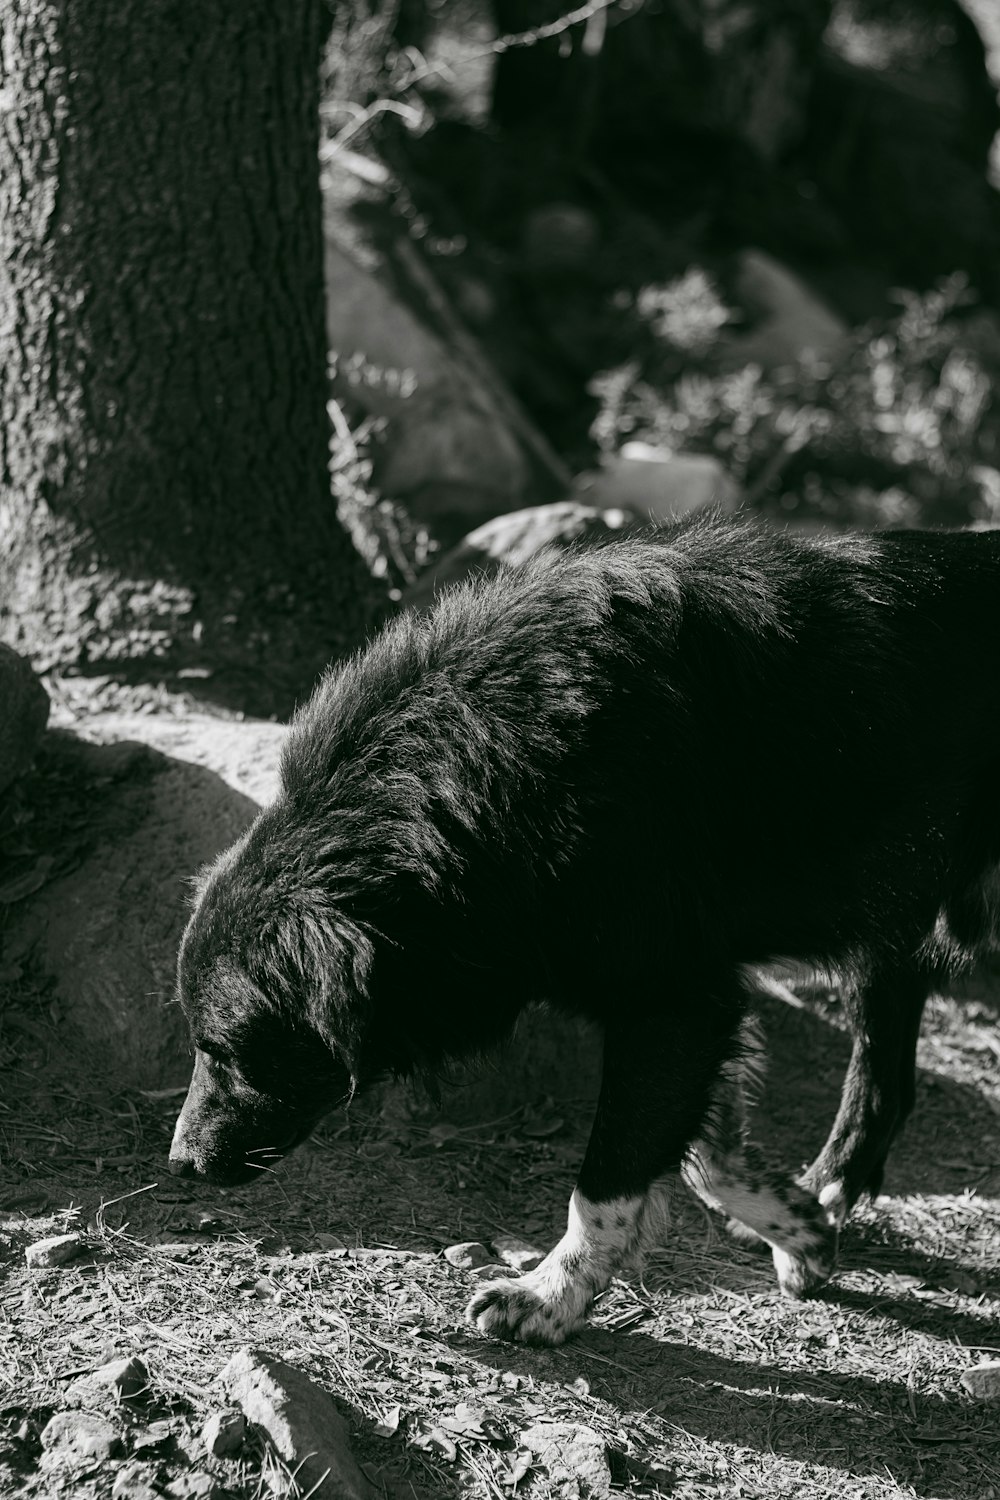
[324,235,544,541]
[9,713,285,1089]
[9,706,602,1111]
[0,643,48,798]
[402,500,639,610]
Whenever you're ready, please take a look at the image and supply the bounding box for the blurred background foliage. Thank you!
[319,0,1000,584]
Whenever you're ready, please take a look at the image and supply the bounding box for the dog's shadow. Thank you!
[455,1306,1000,1500]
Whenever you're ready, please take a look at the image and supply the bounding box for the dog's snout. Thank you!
[167,1154,200,1179]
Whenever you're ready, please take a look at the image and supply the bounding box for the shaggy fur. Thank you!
[170,512,1000,1343]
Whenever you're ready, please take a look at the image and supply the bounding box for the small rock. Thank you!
[164,1475,221,1500]
[444,1241,494,1271]
[493,1236,545,1274]
[522,1421,612,1499]
[93,1355,149,1401]
[201,1407,246,1457]
[221,1347,373,1500]
[25,1232,83,1268]
[961,1361,1000,1401]
[470,1264,509,1281]
[131,1421,173,1453]
[41,1410,121,1464]
[721,248,849,369]
[112,1462,161,1500]
[314,1232,347,1252]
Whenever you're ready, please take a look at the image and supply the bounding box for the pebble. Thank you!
[444,1241,495,1271]
[25,1232,83,1268]
[961,1361,1000,1401]
[40,1410,121,1463]
[201,1407,246,1457]
[493,1235,545,1273]
[112,1462,161,1500]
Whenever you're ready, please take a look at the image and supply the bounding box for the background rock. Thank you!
[575,445,743,520]
[402,500,637,610]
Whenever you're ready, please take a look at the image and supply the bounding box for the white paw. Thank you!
[466,1273,587,1346]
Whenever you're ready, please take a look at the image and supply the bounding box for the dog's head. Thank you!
[168,820,378,1186]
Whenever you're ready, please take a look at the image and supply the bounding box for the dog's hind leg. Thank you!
[799,961,931,1228]
[682,1055,838,1298]
[467,974,752,1345]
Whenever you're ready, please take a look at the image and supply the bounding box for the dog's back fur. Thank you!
[171,513,1000,1342]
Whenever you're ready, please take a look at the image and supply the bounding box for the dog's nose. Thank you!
[168,1155,199,1179]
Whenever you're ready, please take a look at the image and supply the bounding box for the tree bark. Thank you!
[0,0,377,713]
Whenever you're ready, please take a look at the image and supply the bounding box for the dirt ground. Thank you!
[2,712,1000,1500]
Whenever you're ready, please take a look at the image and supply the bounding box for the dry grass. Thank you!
[1,954,999,1499]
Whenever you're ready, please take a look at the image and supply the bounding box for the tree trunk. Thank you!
[0,0,377,715]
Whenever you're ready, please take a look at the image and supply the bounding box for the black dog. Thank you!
[169,513,1000,1343]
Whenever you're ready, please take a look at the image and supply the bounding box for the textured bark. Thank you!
[0,0,375,706]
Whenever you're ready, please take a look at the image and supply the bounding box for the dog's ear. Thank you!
[261,899,377,1090]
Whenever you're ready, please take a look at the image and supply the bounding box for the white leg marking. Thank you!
[467,1189,647,1345]
[683,1146,838,1298]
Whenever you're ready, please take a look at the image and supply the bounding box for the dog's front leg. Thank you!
[467,1004,739,1345]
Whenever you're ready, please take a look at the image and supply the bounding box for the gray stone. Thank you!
[164,1475,222,1500]
[402,501,637,611]
[25,1232,83,1268]
[720,249,848,370]
[575,445,741,523]
[324,237,531,523]
[0,643,48,799]
[444,1241,495,1271]
[201,1407,245,1457]
[40,1410,121,1464]
[522,1421,612,1499]
[220,1346,373,1500]
[112,1463,162,1500]
[492,1236,545,1273]
[8,713,285,1087]
[961,1361,1000,1401]
[91,1355,149,1401]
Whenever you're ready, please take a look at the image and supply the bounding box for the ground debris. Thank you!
[25,1231,84,1267]
[220,1345,373,1499]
